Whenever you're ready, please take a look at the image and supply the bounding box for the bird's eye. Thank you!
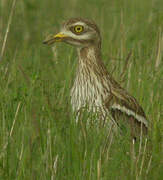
[74,25,84,33]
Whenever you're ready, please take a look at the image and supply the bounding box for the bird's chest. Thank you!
[70,70,110,112]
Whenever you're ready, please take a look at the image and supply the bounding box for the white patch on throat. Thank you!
[87,47,96,59]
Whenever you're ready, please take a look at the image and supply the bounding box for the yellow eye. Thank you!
[74,25,84,33]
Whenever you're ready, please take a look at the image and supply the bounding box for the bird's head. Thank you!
[43,18,101,48]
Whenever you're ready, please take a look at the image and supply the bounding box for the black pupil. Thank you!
[77,27,81,31]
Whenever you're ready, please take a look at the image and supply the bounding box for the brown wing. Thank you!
[104,83,148,138]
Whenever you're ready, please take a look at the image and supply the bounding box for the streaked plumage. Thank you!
[43,18,148,138]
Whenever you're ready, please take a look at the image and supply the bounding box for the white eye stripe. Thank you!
[71,22,87,27]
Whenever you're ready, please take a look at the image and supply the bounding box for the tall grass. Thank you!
[0,0,162,179]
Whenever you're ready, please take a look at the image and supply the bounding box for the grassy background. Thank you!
[0,0,162,179]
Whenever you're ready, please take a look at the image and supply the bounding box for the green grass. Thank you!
[0,0,162,179]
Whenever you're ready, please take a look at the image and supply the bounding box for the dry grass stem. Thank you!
[97,156,101,180]
[139,138,148,176]
[155,28,162,69]
[146,155,152,178]
[131,139,136,177]
[102,124,114,157]
[9,101,21,137]
[126,60,132,89]
[0,0,17,61]
[51,154,59,180]
[0,102,21,159]
[120,50,132,83]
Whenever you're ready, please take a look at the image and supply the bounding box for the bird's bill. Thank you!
[43,33,67,45]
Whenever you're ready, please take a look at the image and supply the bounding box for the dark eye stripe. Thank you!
[66,36,94,45]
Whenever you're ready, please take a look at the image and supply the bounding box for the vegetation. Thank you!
[0,0,162,179]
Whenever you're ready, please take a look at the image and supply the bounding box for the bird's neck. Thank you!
[77,46,108,76]
[71,45,111,112]
[77,45,100,63]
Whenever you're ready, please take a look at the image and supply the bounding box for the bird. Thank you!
[43,18,148,139]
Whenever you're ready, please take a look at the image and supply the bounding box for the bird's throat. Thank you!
[78,46,100,64]
[77,46,108,77]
